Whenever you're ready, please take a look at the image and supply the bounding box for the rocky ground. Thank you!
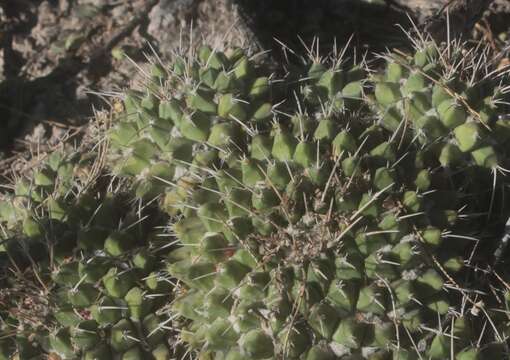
[0,0,243,168]
[1,0,510,178]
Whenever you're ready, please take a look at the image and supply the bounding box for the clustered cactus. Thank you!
[1,36,510,359]
[0,150,175,359]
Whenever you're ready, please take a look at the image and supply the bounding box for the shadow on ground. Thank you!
[235,0,416,61]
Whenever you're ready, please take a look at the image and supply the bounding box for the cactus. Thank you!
[2,38,510,359]
[104,46,496,359]
[372,40,510,225]
[373,42,510,171]
[0,150,175,358]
